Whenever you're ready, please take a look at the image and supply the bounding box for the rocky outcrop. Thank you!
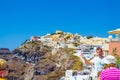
[24,63,35,80]
[6,39,83,80]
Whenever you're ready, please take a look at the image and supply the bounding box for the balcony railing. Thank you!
[109,38,120,42]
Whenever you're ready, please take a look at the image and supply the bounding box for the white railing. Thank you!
[110,38,120,42]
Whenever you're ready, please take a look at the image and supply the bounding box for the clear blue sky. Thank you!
[0,0,120,51]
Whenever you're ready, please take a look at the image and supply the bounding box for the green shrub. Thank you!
[70,54,83,70]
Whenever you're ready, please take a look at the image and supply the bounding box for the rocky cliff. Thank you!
[6,31,83,80]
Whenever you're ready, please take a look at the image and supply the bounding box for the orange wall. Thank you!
[109,41,120,56]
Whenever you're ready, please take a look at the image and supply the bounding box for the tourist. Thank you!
[98,55,120,80]
[81,47,105,80]
[0,59,8,80]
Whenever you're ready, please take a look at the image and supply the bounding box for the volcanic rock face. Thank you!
[7,41,83,80]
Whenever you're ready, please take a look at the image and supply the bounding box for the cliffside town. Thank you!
[0,30,107,80]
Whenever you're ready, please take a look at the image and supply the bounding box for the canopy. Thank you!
[108,28,120,34]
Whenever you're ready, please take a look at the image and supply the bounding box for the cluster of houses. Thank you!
[30,31,81,49]
[12,52,39,63]
[61,28,120,80]
[30,29,120,57]
[30,30,107,50]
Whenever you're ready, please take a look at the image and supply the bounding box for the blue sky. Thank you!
[0,0,120,51]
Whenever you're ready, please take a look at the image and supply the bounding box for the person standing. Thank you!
[99,55,120,80]
[0,59,8,80]
[81,47,105,80]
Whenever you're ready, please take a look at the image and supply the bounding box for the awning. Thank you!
[108,28,120,34]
